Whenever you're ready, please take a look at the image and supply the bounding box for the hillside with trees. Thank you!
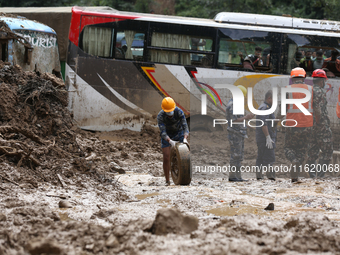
[1,0,340,21]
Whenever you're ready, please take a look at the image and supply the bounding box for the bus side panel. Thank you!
[69,9,82,47]
[80,15,120,33]
[76,57,164,114]
[67,62,149,131]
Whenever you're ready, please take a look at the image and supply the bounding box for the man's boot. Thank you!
[256,165,263,180]
[291,159,300,183]
[236,166,248,182]
[317,159,330,178]
[229,166,239,182]
[229,166,248,182]
[267,164,276,181]
[306,160,316,178]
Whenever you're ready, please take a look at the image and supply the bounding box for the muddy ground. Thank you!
[1,63,340,254]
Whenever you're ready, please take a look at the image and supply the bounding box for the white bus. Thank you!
[65,7,340,133]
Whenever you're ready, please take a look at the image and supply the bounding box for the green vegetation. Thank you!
[1,0,340,21]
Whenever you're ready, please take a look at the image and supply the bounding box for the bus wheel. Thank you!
[170,142,191,185]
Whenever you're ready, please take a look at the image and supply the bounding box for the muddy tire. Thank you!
[170,143,191,185]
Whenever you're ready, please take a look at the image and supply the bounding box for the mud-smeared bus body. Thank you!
[66,7,340,131]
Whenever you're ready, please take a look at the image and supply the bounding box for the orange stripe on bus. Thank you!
[141,66,189,115]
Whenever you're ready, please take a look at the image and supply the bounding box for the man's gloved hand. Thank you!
[169,139,177,147]
[183,138,188,144]
[266,135,274,149]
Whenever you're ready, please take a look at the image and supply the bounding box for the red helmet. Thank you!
[312,69,328,80]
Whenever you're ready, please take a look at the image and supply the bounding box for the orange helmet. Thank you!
[290,67,306,78]
[161,97,176,112]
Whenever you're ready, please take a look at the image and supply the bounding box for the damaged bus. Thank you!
[0,15,61,75]
[66,7,340,132]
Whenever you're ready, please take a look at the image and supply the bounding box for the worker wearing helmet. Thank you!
[284,67,319,182]
[226,85,254,182]
[306,69,333,178]
[157,97,189,186]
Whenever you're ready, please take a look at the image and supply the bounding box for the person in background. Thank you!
[313,50,324,70]
[240,46,263,67]
[299,50,314,72]
[262,47,271,67]
[311,51,317,61]
[307,69,333,178]
[255,90,277,181]
[284,68,317,182]
[226,85,254,182]
[157,97,189,186]
[322,50,340,74]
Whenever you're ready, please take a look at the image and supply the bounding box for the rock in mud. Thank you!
[105,234,119,247]
[109,162,126,174]
[59,200,72,208]
[150,208,198,235]
[26,238,62,255]
[264,203,274,211]
[0,213,6,221]
[91,209,116,219]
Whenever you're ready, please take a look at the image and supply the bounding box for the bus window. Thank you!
[149,32,213,66]
[284,33,340,77]
[115,31,144,60]
[218,39,271,71]
[82,25,112,57]
[218,28,279,72]
[149,32,191,65]
[190,37,213,67]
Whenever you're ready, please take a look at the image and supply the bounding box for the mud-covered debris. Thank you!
[109,162,126,174]
[105,234,119,248]
[72,157,92,172]
[59,200,72,208]
[264,203,274,210]
[0,213,6,221]
[150,208,198,235]
[0,62,82,172]
[91,209,116,219]
[26,238,62,255]
[46,194,68,199]
[40,73,65,88]
[85,243,94,250]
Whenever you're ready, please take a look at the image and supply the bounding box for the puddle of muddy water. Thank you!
[206,203,328,218]
[315,186,324,193]
[275,185,323,195]
[206,204,268,217]
[58,212,73,221]
[135,192,160,200]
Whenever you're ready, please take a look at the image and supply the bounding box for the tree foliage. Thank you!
[0,0,340,21]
